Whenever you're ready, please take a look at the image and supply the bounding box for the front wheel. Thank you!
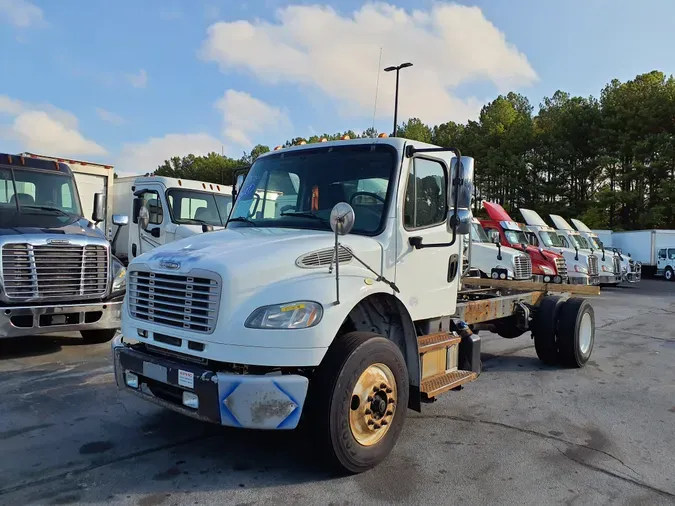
[80,329,117,344]
[309,331,409,474]
[665,267,674,281]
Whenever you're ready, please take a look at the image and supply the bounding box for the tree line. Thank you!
[155,70,675,230]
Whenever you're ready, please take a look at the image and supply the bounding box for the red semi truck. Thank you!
[480,202,568,284]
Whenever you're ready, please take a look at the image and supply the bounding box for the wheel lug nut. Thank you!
[373,386,379,392]
[366,396,373,402]
[380,383,387,389]
[367,420,374,425]
[388,399,395,404]
[386,410,393,416]
[381,420,388,426]
[365,409,372,415]
[386,388,392,393]
[373,423,380,430]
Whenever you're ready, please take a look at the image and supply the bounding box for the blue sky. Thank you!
[1,0,673,175]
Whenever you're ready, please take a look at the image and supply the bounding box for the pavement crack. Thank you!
[0,433,217,497]
[413,414,672,497]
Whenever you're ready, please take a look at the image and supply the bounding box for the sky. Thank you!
[1,0,674,176]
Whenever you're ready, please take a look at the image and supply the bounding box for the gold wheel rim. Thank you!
[348,363,397,447]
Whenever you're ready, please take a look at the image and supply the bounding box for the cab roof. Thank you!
[123,175,233,195]
[0,152,74,176]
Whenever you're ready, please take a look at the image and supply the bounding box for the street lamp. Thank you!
[384,62,413,137]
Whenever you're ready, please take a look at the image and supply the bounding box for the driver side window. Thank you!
[558,235,569,248]
[485,228,500,243]
[142,191,163,225]
[403,158,447,229]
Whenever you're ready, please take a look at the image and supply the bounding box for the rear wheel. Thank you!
[665,267,674,281]
[309,331,409,474]
[556,298,595,367]
[531,296,562,365]
[80,329,117,344]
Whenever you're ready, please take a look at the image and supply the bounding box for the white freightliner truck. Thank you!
[549,214,621,286]
[519,209,600,286]
[467,218,533,281]
[112,137,598,473]
[1,153,128,343]
[111,175,234,265]
[570,218,641,283]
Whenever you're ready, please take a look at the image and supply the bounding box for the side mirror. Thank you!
[329,202,355,236]
[92,193,105,223]
[112,214,128,227]
[448,156,474,235]
[138,205,150,231]
[132,197,143,224]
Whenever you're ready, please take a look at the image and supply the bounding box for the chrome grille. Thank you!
[513,255,533,279]
[587,255,599,276]
[296,247,352,268]
[554,257,568,278]
[1,243,108,301]
[129,270,219,333]
[612,256,621,274]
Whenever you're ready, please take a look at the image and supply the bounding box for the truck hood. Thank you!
[482,201,514,222]
[131,227,383,299]
[0,217,106,240]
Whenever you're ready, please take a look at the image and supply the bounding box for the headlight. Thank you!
[111,256,127,296]
[540,265,555,275]
[245,301,323,329]
[574,265,588,274]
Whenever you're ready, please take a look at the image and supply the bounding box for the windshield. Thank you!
[470,222,490,243]
[586,235,602,250]
[504,229,529,247]
[228,144,396,235]
[0,166,82,228]
[539,231,564,248]
[571,233,590,249]
[167,189,233,227]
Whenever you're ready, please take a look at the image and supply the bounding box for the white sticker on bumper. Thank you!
[178,370,194,389]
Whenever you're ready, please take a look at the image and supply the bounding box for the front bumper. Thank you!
[0,298,123,339]
[623,263,642,283]
[112,335,309,430]
[599,274,622,285]
[532,274,567,284]
[568,274,600,285]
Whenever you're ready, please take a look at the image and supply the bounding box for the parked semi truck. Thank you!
[590,228,675,277]
[0,153,127,343]
[479,202,567,284]
[570,218,641,283]
[112,137,598,473]
[111,175,234,264]
[467,218,533,281]
[519,209,599,285]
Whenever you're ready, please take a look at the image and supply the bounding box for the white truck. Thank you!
[549,215,620,286]
[519,209,600,285]
[570,218,641,283]
[467,218,533,281]
[111,137,598,473]
[111,175,233,264]
[590,228,675,278]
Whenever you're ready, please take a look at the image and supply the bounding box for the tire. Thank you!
[308,331,409,474]
[531,295,563,365]
[556,298,595,368]
[80,329,117,344]
[494,316,526,339]
[666,267,674,281]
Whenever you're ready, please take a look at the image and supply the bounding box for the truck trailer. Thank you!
[591,229,675,277]
[111,137,598,473]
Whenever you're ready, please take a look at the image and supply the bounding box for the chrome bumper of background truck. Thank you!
[568,275,600,285]
[0,299,122,339]
[112,335,309,430]
[623,263,642,283]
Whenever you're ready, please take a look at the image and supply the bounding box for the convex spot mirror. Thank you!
[330,202,355,236]
[138,205,150,230]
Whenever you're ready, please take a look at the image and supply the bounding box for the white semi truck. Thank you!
[111,137,598,473]
[468,218,533,281]
[111,175,233,264]
[549,214,621,286]
[570,218,641,283]
[519,209,600,285]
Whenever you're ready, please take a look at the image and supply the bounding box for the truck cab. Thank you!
[549,214,620,286]
[113,176,233,263]
[0,153,127,343]
[656,247,675,281]
[570,218,641,283]
[519,208,599,285]
[467,218,533,280]
[479,202,567,284]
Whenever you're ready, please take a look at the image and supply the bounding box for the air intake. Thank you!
[296,247,353,268]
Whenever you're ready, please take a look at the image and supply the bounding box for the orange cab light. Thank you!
[298,140,307,145]
[378,132,388,138]
[217,185,220,191]
[274,145,282,150]
[341,135,350,140]
[202,183,206,189]
[320,137,328,142]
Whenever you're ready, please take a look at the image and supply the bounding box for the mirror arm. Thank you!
[497,241,502,261]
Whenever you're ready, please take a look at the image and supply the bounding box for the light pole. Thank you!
[384,62,413,137]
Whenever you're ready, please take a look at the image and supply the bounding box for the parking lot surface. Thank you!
[1,279,674,506]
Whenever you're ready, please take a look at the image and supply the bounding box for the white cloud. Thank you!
[126,69,148,89]
[0,0,45,27]
[0,94,106,156]
[199,2,537,124]
[95,107,125,126]
[116,133,222,176]
[215,90,290,147]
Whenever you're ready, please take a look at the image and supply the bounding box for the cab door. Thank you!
[395,153,459,320]
[132,186,166,258]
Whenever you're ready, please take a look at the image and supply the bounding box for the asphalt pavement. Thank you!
[1,279,674,505]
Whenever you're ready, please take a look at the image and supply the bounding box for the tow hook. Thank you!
[514,302,531,331]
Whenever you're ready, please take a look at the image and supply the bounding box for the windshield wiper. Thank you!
[21,205,71,217]
[226,216,257,226]
[280,211,330,224]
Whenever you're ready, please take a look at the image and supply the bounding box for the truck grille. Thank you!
[128,270,219,334]
[513,255,533,280]
[613,256,621,274]
[554,257,568,278]
[587,255,599,276]
[1,243,108,301]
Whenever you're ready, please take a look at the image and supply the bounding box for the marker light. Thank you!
[182,392,199,409]
[378,133,388,138]
[125,372,139,389]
